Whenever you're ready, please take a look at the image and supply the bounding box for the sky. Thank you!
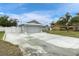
[0,3,79,25]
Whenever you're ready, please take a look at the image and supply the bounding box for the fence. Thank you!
[0,26,21,33]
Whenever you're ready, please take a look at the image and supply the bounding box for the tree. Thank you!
[0,15,9,27]
[70,14,79,25]
[76,12,79,15]
[9,19,18,26]
[65,12,71,23]
[56,17,67,26]
[50,21,55,28]
[0,15,18,27]
[65,12,72,31]
[56,12,72,31]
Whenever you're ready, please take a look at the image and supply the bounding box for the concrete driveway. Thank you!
[30,32,79,49]
[4,32,79,56]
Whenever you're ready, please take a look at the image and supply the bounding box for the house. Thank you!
[51,23,61,30]
[19,20,43,33]
[42,25,50,31]
[68,25,79,31]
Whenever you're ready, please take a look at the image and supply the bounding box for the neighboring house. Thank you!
[19,20,43,33]
[51,22,79,31]
[53,25,79,31]
[52,23,61,30]
[68,25,79,31]
[42,25,50,31]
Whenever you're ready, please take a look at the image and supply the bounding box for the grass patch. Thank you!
[47,30,79,38]
[0,31,5,40]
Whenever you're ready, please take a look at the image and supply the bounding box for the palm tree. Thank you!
[65,12,72,31]
[56,12,71,31]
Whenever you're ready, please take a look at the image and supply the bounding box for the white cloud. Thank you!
[19,12,53,25]
[0,11,54,25]
[0,12,5,14]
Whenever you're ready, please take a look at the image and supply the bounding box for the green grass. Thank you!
[0,31,5,40]
[47,30,79,38]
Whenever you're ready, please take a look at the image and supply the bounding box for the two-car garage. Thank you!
[20,20,43,33]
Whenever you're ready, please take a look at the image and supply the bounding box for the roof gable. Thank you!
[27,20,41,24]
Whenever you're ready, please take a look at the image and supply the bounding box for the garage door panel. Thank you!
[27,27,41,33]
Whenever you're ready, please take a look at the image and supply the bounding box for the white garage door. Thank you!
[26,26,42,33]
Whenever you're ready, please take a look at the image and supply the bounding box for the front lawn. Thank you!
[0,32,4,40]
[47,30,79,38]
[0,31,5,40]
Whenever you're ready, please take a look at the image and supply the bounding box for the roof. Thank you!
[19,20,43,26]
[27,20,41,24]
